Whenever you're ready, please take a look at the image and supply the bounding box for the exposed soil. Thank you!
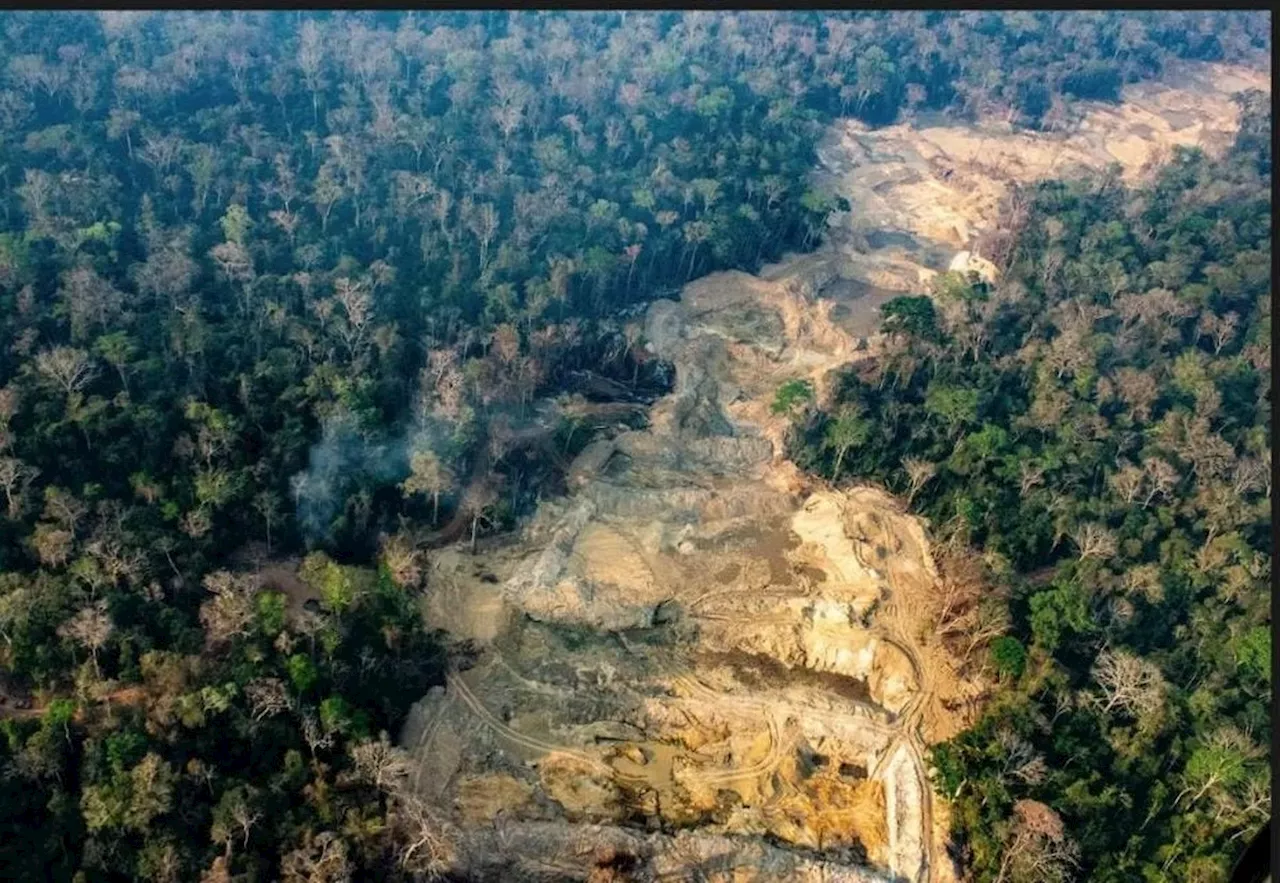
[397,61,1267,883]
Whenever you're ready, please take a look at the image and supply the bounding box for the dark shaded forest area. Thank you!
[0,10,1269,883]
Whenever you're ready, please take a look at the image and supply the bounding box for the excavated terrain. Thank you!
[399,62,1267,883]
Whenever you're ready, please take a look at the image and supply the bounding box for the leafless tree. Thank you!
[466,202,500,271]
[42,486,88,536]
[1018,461,1046,496]
[229,795,261,852]
[211,785,262,860]
[994,799,1080,883]
[349,731,414,792]
[139,131,183,176]
[464,479,499,554]
[1090,648,1166,719]
[34,346,98,397]
[57,600,114,678]
[300,711,336,757]
[60,266,125,343]
[932,549,986,642]
[1210,773,1271,837]
[31,522,74,568]
[1193,483,1243,547]
[17,168,53,231]
[1197,310,1239,355]
[199,570,257,647]
[296,20,325,122]
[389,791,455,879]
[1182,420,1235,483]
[379,532,424,590]
[402,450,455,525]
[1114,367,1158,423]
[964,596,1012,659]
[1042,317,1094,381]
[1122,563,1165,604]
[85,536,144,589]
[1070,522,1117,562]
[491,323,520,367]
[199,856,233,883]
[0,457,39,519]
[279,830,353,883]
[902,457,936,505]
[1108,463,1145,505]
[995,729,1048,787]
[1140,457,1179,509]
[311,161,345,234]
[269,208,299,244]
[209,240,255,295]
[252,490,282,554]
[245,677,293,722]
[1230,456,1269,499]
[180,507,212,541]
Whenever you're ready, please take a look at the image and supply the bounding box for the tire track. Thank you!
[411,690,456,794]
[853,536,937,883]
[688,579,812,611]
[692,610,797,626]
[666,674,788,787]
[689,707,784,788]
[445,669,659,788]
[448,670,614,773]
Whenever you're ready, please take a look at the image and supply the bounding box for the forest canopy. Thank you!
[0,9,1270,883]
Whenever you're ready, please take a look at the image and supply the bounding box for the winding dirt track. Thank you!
[431,666,789,791]
[414,572,936,881]
[666,674,788,787]
[421,659,898,800]
[447,669,618,776]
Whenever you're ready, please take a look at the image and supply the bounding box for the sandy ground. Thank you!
[397,61,1267,883]
[815,61,1268,303]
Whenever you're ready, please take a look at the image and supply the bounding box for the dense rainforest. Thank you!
[789,96,1272,882]
[0,9,1269,883]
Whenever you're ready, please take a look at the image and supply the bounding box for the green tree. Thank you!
[990,636,1027,680]
[881,295,941,341]
[822,404,870,483]
[771,378,814,419]
[924,382,979,439]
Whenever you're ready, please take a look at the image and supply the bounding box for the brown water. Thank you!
[822,279,901,339]
[699,650,876,707]
[864,230,919,251]
[862,230,954,270]
[707,521,803,585]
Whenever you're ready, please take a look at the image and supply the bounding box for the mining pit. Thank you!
[398,61,1267,883]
